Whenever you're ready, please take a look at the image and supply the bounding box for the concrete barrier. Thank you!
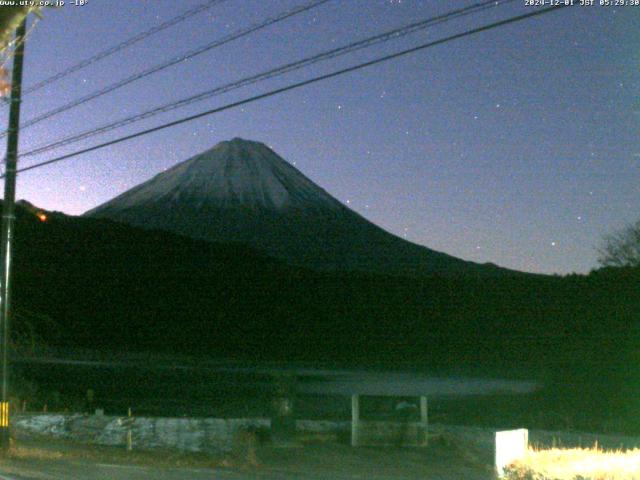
[14,414,640,461]
[14,413,270,453]
[13,414,429,451]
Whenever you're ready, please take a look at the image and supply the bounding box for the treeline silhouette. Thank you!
[8,202,640,433]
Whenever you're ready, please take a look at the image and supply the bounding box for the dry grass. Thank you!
[504,445,640,480]
[6,444,64,461]
[2,435,225,469]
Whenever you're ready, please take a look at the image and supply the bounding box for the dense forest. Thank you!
[7,203,640,433]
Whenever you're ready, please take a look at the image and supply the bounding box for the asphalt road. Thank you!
[0,458,492,480]
[0,462,330,480]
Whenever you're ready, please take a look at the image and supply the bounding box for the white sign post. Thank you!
[495,428,528,477]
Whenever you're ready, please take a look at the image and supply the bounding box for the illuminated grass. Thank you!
[504,446,640,480]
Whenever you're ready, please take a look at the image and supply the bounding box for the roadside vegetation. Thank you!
[504,446,640,480]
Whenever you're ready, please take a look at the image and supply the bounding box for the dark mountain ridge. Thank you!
[5,201,640,432]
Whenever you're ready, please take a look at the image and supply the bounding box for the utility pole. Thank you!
[0,17,27,451]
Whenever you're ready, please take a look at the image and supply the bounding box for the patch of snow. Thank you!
[86,138,343,215]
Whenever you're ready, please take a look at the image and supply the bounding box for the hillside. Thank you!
[5,201,639,432]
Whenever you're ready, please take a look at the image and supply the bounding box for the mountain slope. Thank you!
[85,137,509,276]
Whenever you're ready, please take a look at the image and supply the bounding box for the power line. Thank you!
[21,0,515,158]
[9,4,568,177]
[0,0,332,138]
[6,0,229,101]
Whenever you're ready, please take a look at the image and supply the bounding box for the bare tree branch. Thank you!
[597,220,640,268]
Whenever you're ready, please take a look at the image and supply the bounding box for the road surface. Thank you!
[0,452,493,480]
[0,462,491,480]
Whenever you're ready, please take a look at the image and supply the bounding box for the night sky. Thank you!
[5,0,639,274]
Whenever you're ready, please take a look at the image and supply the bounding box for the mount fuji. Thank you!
[85,138,508,276]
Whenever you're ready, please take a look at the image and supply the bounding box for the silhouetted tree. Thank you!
[598,219,640,267]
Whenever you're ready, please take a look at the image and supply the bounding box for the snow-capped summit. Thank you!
[94,138,342,213]
[86,138,507,276]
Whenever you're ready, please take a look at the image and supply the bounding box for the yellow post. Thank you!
[0,401,8,428]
